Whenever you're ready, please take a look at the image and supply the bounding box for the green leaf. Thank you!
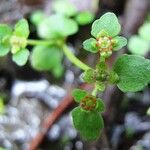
[113,36,127,51]
[72,89,87,103]
[0,45,10,56]
[30,11,45,26]
[108,71,119,84]
[138,23,150,42]
[113,54,150,92]
[12,48,29,66]
[95,99,105,112]
[38,14,78,39]
[128,36,150,56]
[0,98,5,114]
[53,0,77,17]
[0,24,12,56]
[0,24,12,39]
[91,12,121,38]
[75,11,95,25]
[14,19,29,38]
[82,69,95,83]
[72,107,104,140]
[31,45,63,71]
[83,38,98,53]
[52,62,64,78]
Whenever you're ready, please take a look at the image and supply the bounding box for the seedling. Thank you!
[0,12,150,140]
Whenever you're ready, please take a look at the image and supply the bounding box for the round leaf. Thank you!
[128,36,149,56]
[0,24,12,39]
[53,0,77,17]
[113,54,150,92]
[113,36,127,51]
[72,89,87,103]
[12,48,29,66]
[91,12,121,38]
[72,107,104,140]
[138,23,150,42]
[75,11,95,25]
[83,38,98,53]
[14,19,29,38]
[38,15,78,39]
[31,45,63,71]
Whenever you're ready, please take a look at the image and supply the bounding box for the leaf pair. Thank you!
[83,12,127,54]
[71,89,105,140]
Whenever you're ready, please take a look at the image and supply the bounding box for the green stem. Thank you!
[62,44,91,71]
[27,39,55,46]
[92,85,98,96]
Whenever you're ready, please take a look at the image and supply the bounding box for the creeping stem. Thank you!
[62,44,91,71]
[92,85,99,96]
[27,39,56,46]
[27,39,91,71]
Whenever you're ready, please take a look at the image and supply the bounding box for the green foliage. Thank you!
[128,22,150,56]
[82,60,119,92]
[1,11,150,141]
[14,19,29,38]
[75,11,95,25]
[82,69,95,83]
[108,71,119,84]
[72,107,104,140]
[0,97,5,114]
[147,107,150,116]
[0,19,30,65]
[128,36,149,56]
[83,38,98,53]
[83,12,127,55]
[139,23,150,41]
[113,54,150,92]
[12,48,29,66]
[91,12,121,38]
[95,99,105,112]
[0,25,12,56]
[53,0,77,17]
[72,89,87,103]
[113,36,127,51]
[38,14,78,39]
[72,89,105,140]
[30,11,45,26]
[31,45,64,77]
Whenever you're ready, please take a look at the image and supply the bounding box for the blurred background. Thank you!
[0,0,150,150]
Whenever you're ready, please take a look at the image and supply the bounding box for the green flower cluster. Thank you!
[83,12,127,58]
[72,89,105,140]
